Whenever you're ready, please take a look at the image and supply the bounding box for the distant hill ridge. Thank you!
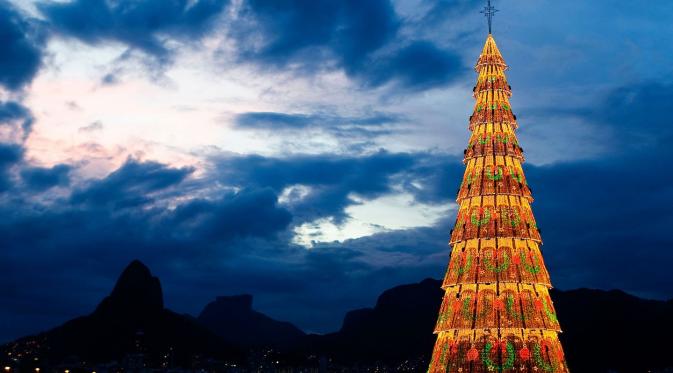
[198,294,306,348]
[2,260,672,373]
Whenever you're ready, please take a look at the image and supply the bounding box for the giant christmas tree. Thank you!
[427,4,569,373]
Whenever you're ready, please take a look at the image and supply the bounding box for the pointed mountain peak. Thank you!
[94,260,164,318]
[118,259,152,279]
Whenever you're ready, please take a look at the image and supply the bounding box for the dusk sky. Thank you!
[1,0,672,342]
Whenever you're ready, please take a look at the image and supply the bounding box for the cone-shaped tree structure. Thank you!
[427,34,570,373]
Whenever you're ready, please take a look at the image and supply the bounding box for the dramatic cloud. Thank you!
[361,41,464,90]
[70,159,195,208]
[168,188,293,242]
[233,0,398,70]
[230,0,465,90]
[215,151,416,223]
[0,0,46,90]
[0,101,35,141]
[235,112,401,130]
[38,0,230,63]
[0,143,22,191]
[233,111,403,140]
[20,164,71,191]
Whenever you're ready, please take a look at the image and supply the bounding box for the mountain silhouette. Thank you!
[94,260,164,319]
[198,294,305,349]
[553,288,673,373]
[303,278,443,363]
[3,260,242,368]
[3,263,673,372]
[305,278,673,373]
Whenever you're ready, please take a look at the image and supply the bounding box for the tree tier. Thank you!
[457,156,532,202]
[470,97,516,130]
[429,328,568,373]
[435,283,559,332]
[473,70,511,98]
[443,238,551,288]
[475,54,508,72]
[465,125,524,162]
[450,195,541,244]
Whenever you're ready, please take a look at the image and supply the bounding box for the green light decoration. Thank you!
[502,103,510,111]
[486,166,503,181]
[496,134,509,144]
[481,341,515,372]
[466,173,475,186]
[505,294,521,320]
[542,298,558,324]
[508,166,523,183]
[504,209,521,228]
[527,215,538,230]
[438,302,451,323]
[471,209,491,227]
[439,341,449,366]
[479,135,491,145]
[461,297,473,319]
[483,251,510,273]
[533,343,556,372]
[477,298,492,320]
[477,104,483,112]
[455,254,473,276]
[520,251,541,274]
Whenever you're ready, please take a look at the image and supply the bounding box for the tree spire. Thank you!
[480,0,498,34]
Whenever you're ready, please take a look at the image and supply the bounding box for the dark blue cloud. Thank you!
[419,0,482,26]
[0,143,23,192]
[0,0,46,90]
[39,0,230,63]
[233,111,402,140]
[597,81,673,147]
[232,0,464,90]
[0,101,32,123]
[363,41,465,91]
[0,101,35,140]
[235,112,312,129]
[236,0,398,69]
[70,159,194,208]
[404,153,463,204]
[169,188,292,241]
[20,164,71,191]
[216,151,416,223]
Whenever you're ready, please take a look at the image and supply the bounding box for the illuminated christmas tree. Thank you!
[427,3,569,372]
